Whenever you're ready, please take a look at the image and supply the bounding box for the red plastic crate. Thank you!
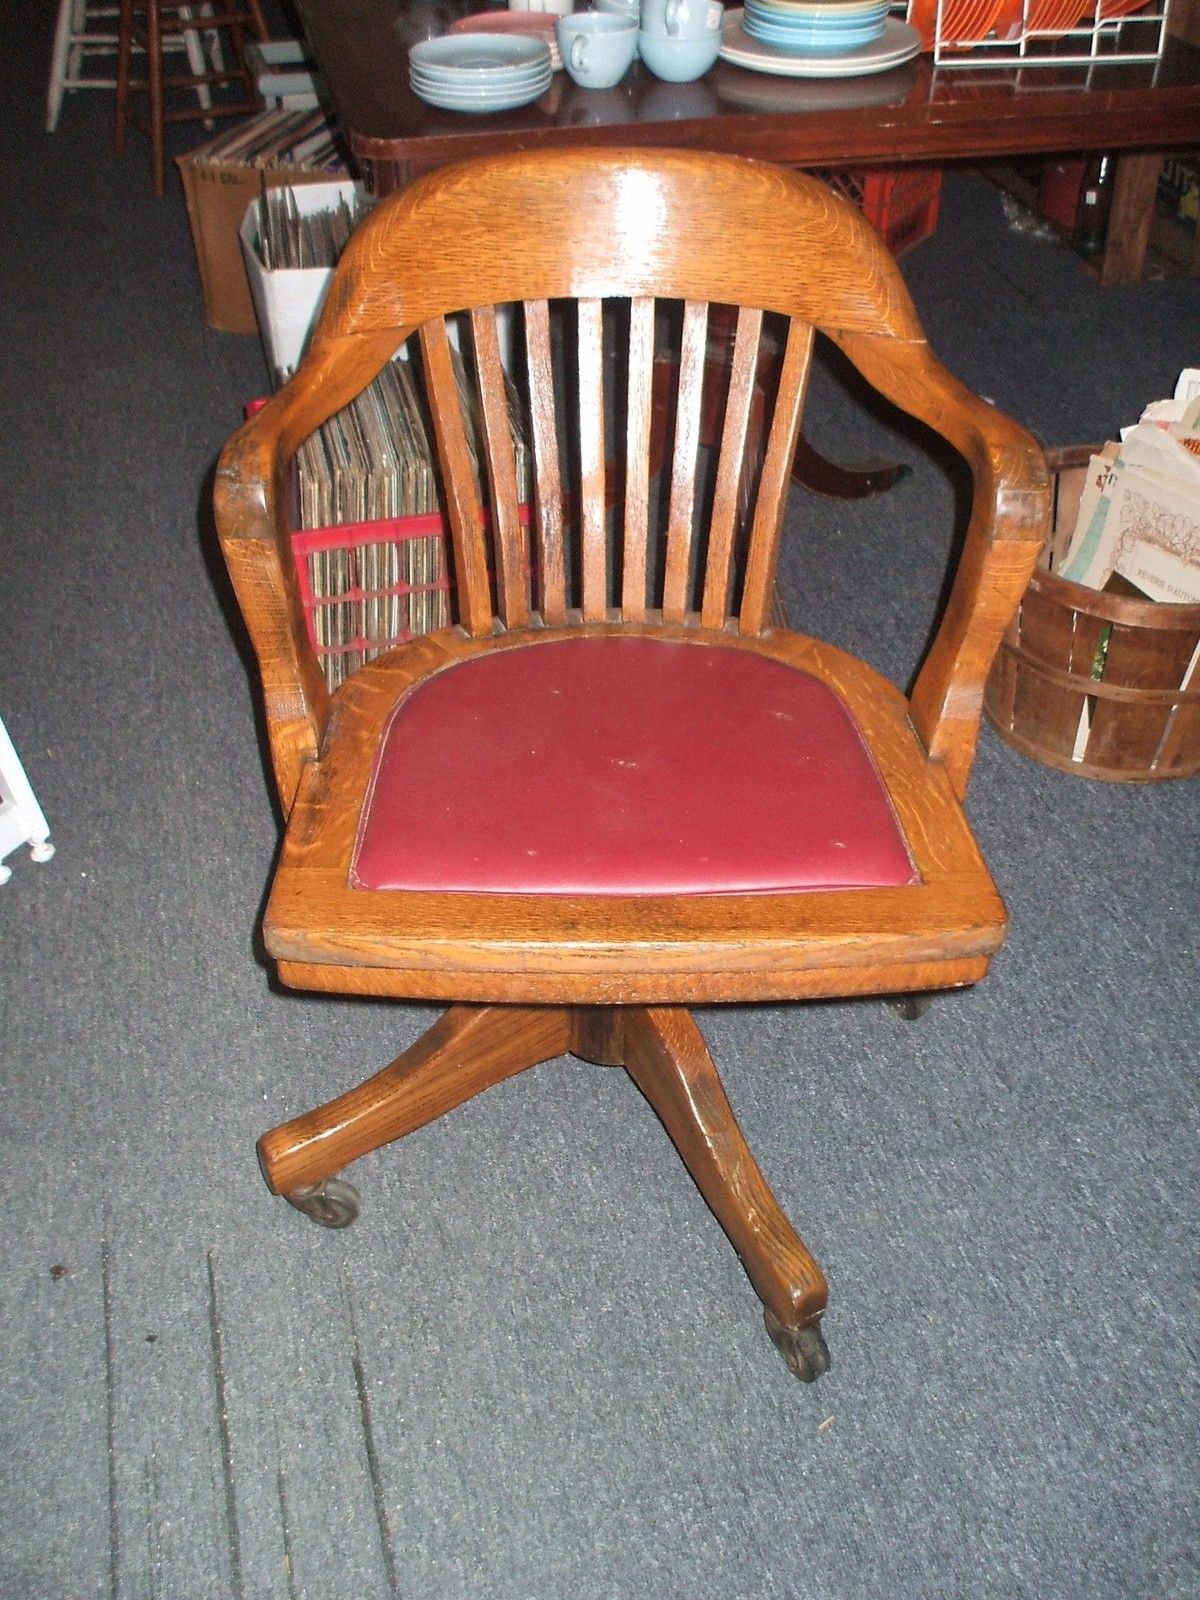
[822,166,943,256]
[291,512,454,690]
[289,505,536,691]
[244,396,535,692]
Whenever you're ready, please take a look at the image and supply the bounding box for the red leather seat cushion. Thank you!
[352,637,915,895]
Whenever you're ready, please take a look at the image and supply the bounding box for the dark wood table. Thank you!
[294,0,1200,283]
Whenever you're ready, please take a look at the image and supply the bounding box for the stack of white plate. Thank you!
[742,0,889,53]
[409,34,554,112]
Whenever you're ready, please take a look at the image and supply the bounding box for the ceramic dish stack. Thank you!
[409,34,553,112]
[741,0,890,53]
[720,5,921,74]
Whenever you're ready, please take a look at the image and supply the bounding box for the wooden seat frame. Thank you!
[215,149,1049,1380]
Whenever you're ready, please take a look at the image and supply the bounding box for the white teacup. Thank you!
[557,11,638,86]
[640,0,723,37]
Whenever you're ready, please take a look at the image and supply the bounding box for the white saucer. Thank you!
[719,11,921,74]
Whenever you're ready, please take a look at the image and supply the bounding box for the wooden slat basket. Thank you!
[984,445,1200,781]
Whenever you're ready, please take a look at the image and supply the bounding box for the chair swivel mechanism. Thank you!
[214,148,1049,1381]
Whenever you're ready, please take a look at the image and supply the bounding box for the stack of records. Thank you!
[187,106,345,171]
[292,349,531,689]
[253,185,373,272]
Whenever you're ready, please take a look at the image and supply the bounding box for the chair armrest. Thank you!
[836,331,1051,799]
[213,333,401,814]
[215,393,328,817]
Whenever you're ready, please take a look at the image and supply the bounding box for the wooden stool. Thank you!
[113,0,269,195]
[47,0,216,133]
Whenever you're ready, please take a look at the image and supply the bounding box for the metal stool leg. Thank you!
[146,0,165,195]
[46,0,75,131]
[179,5,215,114]
[113,0,133,154]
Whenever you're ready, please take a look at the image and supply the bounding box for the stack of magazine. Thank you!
[1052,366,1200,762]
[191,106,346,173]
[1058,367,1200,606]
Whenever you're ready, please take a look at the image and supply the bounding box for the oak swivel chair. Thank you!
[214,149,1049,1382]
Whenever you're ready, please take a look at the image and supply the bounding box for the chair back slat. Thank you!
[661,299,709,624]
[620,295,657,623]
[522,297,569,626]
[739,317,814,635]
[702,305,764,629]
[577,297,609,621]
[470,305,529,630]
[296,153,943,652]
[418,316,495,638]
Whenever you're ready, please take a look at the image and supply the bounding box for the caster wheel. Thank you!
[283,1177,361,1229]
[888,993,933,1022]
[764,1309,831,1383]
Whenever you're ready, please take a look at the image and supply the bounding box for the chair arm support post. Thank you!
[835,333,1050,798]
[215,431,326,815]
[908,472,1047,795]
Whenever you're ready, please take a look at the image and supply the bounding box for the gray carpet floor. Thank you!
[2,4,1198,1596]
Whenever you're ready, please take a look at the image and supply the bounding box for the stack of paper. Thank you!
[1058,367,1200,606]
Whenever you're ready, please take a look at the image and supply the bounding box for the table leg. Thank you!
[1099,151,1163,287]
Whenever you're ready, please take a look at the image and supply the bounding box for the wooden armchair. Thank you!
[214,148,1049,1382]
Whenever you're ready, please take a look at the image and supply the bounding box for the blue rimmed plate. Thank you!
[411,80,552,110]
[409,33,552,74]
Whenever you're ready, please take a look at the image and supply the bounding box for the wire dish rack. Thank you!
[900,0,1168,67]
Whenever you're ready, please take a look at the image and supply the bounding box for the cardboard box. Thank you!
[177,154,346,335]
[238,179,364,377]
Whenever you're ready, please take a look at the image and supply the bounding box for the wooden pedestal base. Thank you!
[258,1003,830,1372]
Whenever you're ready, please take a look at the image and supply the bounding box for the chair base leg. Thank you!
[257,1003,576,1196]
[259,1002,830,1375]
[764,1308,832,1382]
[887,992,935,1021]
[620,1007,828,1338]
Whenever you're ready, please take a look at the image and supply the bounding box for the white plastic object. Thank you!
[0,714,54,884]
[244,38,322,109]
